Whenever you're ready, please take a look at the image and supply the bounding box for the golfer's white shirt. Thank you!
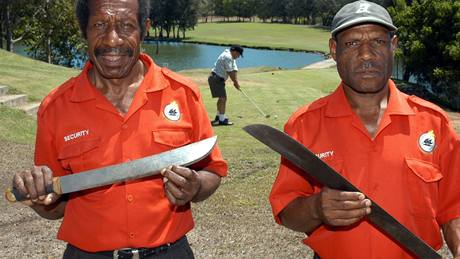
[212,49,238,80]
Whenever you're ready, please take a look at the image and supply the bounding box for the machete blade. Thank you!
[243,124,440,259]
[6,136,217,202]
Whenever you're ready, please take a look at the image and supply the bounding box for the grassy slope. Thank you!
[0,49,78,101]
[183,23,331,53]
[0,49,79,144]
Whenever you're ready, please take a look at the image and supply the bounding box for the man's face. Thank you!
[86,0,143,79]
[230,50,241,59]
[330,24,398,94]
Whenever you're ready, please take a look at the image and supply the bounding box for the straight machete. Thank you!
[6,136,217,202]
[243,124,440,259]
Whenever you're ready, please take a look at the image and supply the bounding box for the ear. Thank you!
[329,38,338,61]
[391,35,398,52]
[144,18,151,36]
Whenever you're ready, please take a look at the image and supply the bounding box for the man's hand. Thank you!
[315,187,371,226]
[12,166,60,206]
[442,218,460,258]
[161,165,201,206]
[233,81,241,90]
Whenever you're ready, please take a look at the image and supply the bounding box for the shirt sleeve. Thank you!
[189,89,228,177]
[34,107,68,177]
[232,59,238,71]
[224,56,236,72]
[436,121,460,225]
[269,119,316,224]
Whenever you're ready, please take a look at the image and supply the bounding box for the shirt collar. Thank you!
[70,53,167,102]
[325,80,415,117]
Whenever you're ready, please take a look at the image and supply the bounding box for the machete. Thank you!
[5,136,217,202]
[243,124,440,259]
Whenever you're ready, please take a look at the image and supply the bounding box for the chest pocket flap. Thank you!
[405,158,443,183]
[58,138,101,173]
[152,127,192,148]
[58,137,101,160]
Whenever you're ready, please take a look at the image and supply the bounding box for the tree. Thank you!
[177,0,199,38]
[150,0,199,39]
[0,0,37,52]
[198,0,215,22]
[22,0,84,66]
[389,0,460,109]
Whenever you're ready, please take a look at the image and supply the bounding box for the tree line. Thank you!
[198,0,395,25]
[1,0,459,109]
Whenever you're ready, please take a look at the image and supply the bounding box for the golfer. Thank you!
[208,45,243,126]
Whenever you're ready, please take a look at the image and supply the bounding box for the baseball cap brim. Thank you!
[331,16,397,35]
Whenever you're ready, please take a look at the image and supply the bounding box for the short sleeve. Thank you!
[189,88,228,177]
[34,107,68,177]
[436,122,460,225]
[223,56,236,72]
[269,119,315,224]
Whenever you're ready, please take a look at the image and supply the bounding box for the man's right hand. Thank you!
[12,166,60,206]
[315,187,371,227]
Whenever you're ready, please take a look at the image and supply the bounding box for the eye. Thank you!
[93,21,106,30]
[371,39,387,48]
[345,41,359,48]
[119,22,134,31]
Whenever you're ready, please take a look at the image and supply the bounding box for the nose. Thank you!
[357,41,375,61]
[102,24,123,47]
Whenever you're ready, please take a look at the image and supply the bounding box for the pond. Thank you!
[143,41,326,71]
[15,41,326,71]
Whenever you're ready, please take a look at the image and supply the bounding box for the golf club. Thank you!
[240,89,270,118]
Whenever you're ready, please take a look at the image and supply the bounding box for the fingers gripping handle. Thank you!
[5,177,61,202]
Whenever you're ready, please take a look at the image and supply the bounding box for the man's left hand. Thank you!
[233,81,241,90]
[161,165,201,206]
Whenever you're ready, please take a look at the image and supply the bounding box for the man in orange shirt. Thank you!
[10,0,227,258]
[270,1,460,258]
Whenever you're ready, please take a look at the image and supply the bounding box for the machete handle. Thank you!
[5,177,62,203]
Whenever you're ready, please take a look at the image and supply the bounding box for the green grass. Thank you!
[0,49,78,102]
[182,67,339,208]
[164,23,331,53]
[0,49,78,143]
[0,105,36,144]
[0,47,338,145]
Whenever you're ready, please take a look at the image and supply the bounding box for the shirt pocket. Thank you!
[309,157,344,192]
[152,127,192,148]
[58,137,101,173]
[405,157,443,218]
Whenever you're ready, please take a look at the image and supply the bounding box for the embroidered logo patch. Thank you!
[163,101,181,121]
[418,130,436,153]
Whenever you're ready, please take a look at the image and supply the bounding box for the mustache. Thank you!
[355,61,381,72]
[94,47,134,57]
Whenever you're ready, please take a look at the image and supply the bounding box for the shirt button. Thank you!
[122,124,128,130]
[127,194,134,202]
[129,233,135,239]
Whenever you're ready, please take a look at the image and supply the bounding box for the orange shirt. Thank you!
[35,54,228,252]
[270,80,460,259]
